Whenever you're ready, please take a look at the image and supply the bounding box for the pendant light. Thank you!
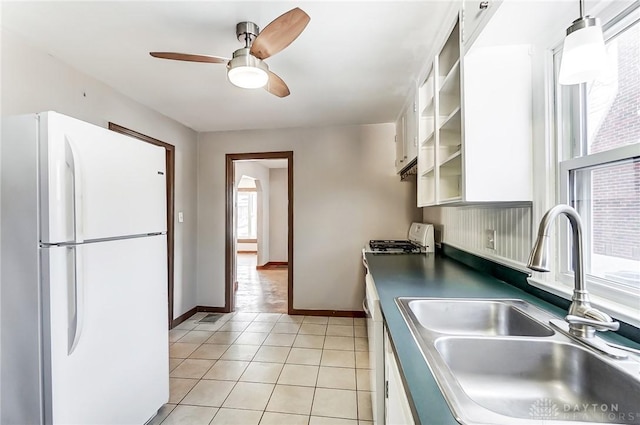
[558,0,607,85]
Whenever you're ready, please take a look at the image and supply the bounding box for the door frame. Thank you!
[108,123,175,328]
[225,151,294,314]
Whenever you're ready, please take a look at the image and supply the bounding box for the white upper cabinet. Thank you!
[404,93,418,166]
[395,93,418,174]
[462,43,532,202]
[417,18,463,205]
[417,8,532,206]
[461,0,503,48]
[395,113,406,173]
[417,66,436,206]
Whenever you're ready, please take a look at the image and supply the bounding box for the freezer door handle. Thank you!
[67,246,85,355]
[65,136,84,243]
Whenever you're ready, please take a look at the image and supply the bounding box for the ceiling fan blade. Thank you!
[149,52,229,64]
[250,8,310,60]
[265,71,290,97]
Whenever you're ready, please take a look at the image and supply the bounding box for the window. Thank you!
[237,190,257,239]
[554,5,640,315]
[237,175,258,239]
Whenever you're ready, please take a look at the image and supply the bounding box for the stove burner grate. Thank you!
[369,239,422,253]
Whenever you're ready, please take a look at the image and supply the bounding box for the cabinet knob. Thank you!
[479,1,489,10]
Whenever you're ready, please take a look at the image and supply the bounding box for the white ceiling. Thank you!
[1,1,455,133]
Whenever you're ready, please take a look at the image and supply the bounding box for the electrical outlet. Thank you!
[485,229,496,250]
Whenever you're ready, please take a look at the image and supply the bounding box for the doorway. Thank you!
[225,152,293,314]
[108,123,175,328]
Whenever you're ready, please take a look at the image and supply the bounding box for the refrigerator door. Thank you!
[40,112,167,245]
[43,235,168,424]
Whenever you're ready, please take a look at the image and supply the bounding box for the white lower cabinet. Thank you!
[384,327,416,425]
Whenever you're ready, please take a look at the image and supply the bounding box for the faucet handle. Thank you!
[565,315,620,332]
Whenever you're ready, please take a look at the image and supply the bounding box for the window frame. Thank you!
[236,188,258,240]
[558,147,640,306]
[545,3,640,325]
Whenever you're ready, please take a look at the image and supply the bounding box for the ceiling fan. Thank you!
[149,7,310,98]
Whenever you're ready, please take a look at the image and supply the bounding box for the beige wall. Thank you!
[197,124,421,311]
[269,168,288,262]
[1,30,199,320]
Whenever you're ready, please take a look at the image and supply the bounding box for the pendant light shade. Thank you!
[558,4,607,85]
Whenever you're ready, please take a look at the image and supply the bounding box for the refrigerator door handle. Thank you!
[65,136,84,243]
[362,297,371,317]
[68,246,85,355]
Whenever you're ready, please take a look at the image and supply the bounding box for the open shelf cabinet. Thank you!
[416,9,533,206]
[418,65,436,203]
[417,18,462,206]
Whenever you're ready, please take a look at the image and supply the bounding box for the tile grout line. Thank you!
[166,313,369,424]
[236,314,303,422]
[174,313,298,422]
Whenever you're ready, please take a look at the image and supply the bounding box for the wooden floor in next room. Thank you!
[236,253,288,314]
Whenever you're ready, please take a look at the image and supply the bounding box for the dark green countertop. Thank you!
[364,251,638,425]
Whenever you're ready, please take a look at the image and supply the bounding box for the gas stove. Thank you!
[367,240,424,253]
[364,223,435,255]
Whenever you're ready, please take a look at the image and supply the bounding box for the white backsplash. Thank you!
[423,205,533,268]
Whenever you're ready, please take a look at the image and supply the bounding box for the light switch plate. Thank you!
[178,212,184,223]
[485,229,496,250]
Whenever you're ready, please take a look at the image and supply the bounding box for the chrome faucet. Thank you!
[527,204,619,339]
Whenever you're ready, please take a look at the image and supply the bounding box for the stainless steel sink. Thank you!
[405,298,554,337]
[396,297,640,424]
[435,338,640,423]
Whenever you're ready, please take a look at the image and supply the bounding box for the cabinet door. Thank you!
[384,329,415,425]
[462,0,502,48]
[462,44,532,202]
[395,115,406,173]
[404,98,418,163]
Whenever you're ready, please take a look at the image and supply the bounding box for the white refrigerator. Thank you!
[1,112,169,424]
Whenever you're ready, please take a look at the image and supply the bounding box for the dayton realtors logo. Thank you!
[530,399,638,422]
[529,398,559,419]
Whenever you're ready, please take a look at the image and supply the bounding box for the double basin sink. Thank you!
[396,298,640,424]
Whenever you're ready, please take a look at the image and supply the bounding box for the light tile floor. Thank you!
[152,312,373,425]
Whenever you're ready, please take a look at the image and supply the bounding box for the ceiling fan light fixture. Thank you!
[150,7,308,97]
[227,48,269,89]
[558,0,607,85]
[228,66,269,89]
